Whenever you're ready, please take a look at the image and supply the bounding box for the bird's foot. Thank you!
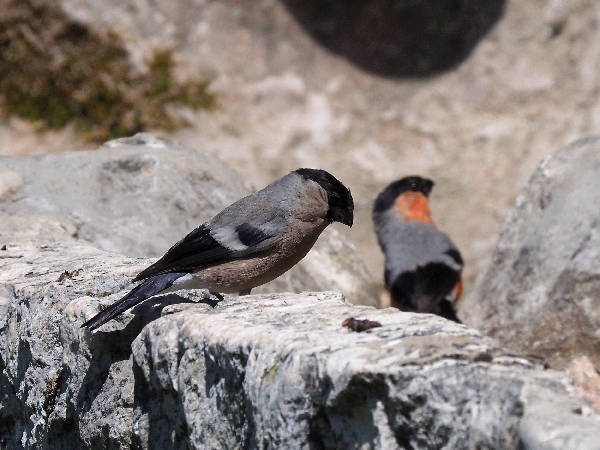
[208,291,224,303]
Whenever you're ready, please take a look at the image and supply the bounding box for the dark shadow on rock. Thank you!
[203,346,255,448]
[77,293,219,416]
[281,0,506,77]
[132,348,191,450]
[0,355,20,448]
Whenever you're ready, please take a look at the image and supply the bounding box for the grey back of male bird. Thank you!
[375,219,461,286]
[372,176,463,322]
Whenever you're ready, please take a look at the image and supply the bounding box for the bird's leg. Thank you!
[239,289,252,296]
[209,291,224,302]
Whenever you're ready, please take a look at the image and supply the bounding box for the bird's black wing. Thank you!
[388,261,461,321]
[133,222,281,282]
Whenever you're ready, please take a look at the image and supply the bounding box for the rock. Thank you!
[0,133,379,307]
[0,133,252,256]
[0,211,79,244]
[460,136,600,371]
[1,241,600,448]
[566,356,600,412]
[0,165,22,200]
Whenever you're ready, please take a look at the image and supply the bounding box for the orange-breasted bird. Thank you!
[372,176,463,322]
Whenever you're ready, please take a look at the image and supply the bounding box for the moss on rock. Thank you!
[0,0,214,142]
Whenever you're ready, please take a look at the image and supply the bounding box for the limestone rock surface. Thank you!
[0,133,251,256]
[1,241,600,449]
[0,134,379,307]
[461,136,600,370]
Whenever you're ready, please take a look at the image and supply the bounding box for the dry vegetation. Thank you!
[0,0,214,142]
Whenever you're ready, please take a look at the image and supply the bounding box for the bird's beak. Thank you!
[331,207,353,227]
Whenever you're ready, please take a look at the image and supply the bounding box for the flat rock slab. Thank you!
[1,241,600,449]
[131,296,600,450]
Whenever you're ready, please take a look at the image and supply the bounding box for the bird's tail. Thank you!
[81,272,188,331]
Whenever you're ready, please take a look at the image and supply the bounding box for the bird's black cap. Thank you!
[295,168,354,226]
[373,176,434,214]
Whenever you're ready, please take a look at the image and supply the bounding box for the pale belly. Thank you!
[174,220,327,294]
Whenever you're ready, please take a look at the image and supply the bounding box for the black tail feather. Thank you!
[389,262,461,322]
[437,299,462,323]
[81,272,188,331]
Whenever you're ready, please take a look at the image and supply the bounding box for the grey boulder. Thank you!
[460,136,600,370]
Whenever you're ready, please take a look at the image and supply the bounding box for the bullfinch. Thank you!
[372,176,463,322]
[82,168,353,331]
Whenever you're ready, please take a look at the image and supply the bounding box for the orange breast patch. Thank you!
[394,192,436,226]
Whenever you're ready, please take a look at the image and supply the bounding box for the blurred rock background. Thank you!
[1,1,600,301]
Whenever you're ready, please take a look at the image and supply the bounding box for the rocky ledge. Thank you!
[1,241,600,449]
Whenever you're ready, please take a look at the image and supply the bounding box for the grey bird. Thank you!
[82,168,353,331]
[372,176,463,322]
